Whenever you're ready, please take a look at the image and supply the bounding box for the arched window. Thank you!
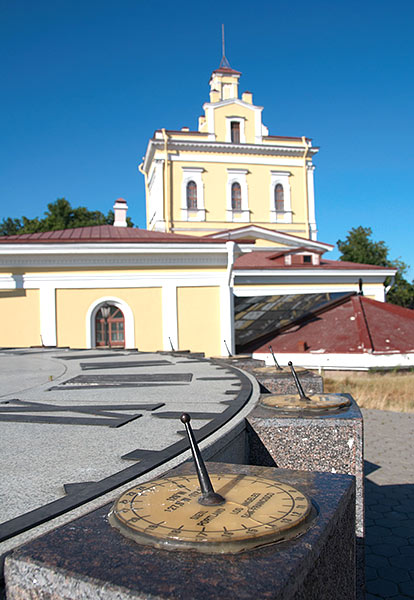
[95,305,125,348]
[275,184,284,212]
[186,181,197,209]
[231,182,242,210]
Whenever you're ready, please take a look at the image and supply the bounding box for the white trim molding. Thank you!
[269,170,292,224]
[306,163,317,240]
[234,281,387,302]
[220,283,235,356]
[0,274,19,289]
[181,167,206,221]
[147,159,165,230]
[254,351,414,371]
[86,296,135,349]
[226,169,250,223]
[206,224,334,252]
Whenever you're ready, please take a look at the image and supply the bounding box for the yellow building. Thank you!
[141,63,318,241]
[0,61,396,354]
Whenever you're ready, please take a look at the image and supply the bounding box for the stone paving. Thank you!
[0,351,413,598]
[362,408,414,599]
[0,349,258,568]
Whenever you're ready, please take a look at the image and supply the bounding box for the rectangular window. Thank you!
[303,255,312,264]
[231,121,240,144]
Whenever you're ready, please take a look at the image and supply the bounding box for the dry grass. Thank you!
[323,370,414,413]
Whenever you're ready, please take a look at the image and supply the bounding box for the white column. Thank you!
[39,285,57,346]
[220,283,234,356]
[162,283,178,350]
[307,164,317,240]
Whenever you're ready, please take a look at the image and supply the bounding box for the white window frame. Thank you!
[269,171,292,223]
[225,117,246,144]
[181,167,206,221]
[226,169,249,222]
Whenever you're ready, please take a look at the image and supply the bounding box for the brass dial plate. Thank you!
[261,393,351,410]
[109,473,311,553]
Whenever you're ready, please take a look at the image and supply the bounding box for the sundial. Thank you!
[252,346,307,375]
[109,413,313,553]
[260,361,351,413]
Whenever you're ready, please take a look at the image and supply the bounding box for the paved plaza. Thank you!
[0,349,257,564]
[363,408,414,599]
[0,350,413,598]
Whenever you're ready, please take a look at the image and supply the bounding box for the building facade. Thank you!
[0,62,396,355]
[141,64,318,240]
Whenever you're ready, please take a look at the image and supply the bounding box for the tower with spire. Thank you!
[140,51,319,242]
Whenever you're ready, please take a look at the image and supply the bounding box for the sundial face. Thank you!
[109,473,312,553]
[261,393,351,411]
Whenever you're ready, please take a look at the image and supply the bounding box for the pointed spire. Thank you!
[219,24,231,69]
[211,25,241,77]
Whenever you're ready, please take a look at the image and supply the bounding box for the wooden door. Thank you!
[95,306,125,348]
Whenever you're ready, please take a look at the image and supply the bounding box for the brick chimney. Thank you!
[113,198,128,227]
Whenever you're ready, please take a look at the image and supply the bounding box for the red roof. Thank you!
[0,225,223,245]
[267,247,325,260]
[211,66,241,76]
[252,295,414,355]
[234,251,393,271]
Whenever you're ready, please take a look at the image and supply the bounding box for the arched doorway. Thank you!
[95,304,125,348]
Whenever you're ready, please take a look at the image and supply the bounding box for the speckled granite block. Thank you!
[213,356,266,370]
[247,395,364,598]
[250,369,324,395]
[5,463,356,600]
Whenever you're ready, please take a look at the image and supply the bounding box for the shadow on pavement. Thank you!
[364,461,414,599]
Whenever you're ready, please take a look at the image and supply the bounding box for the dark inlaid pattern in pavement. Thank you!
[56,353,137,361]
[58,373,193,384]
[0,400,164,427]
[0,359,253,545]
[196,376,238,381]
[80,360,172,370]
[49,383,187,391]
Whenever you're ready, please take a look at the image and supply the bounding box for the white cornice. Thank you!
[0,242,228,255]
[142,139,318,172]
[207,225,333,252]
[20,271,228,288]
[0,246,229,269]
[234,268,396,285]
[202,98,263,112]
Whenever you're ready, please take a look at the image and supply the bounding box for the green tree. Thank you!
[337,226,414,308]
[0,198,134,235]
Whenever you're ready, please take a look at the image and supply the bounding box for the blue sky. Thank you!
[1,0,413,277]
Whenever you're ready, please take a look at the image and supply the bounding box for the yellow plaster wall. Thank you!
[169,158,307,231]
[177,286,221,356]
[0,289,40,347]
[248,238,292,248]
[213,103,256,143]
[56,288,163,350]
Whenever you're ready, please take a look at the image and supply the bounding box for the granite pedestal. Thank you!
[5,462,356,600]
[212,355,266,370]
[247,395,364,598]
[249,367,324,395]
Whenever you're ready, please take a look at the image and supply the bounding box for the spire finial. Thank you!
[219,24,231,69]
